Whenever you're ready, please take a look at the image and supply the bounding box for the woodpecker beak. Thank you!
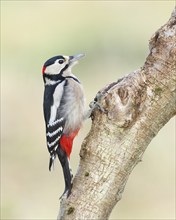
[69,53,85,64]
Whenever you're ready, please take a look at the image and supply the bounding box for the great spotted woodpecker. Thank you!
[42,54,85,197]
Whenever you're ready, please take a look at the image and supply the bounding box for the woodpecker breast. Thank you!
[59,77,86,135]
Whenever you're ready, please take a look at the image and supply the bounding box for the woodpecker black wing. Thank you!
[43,82,66,170]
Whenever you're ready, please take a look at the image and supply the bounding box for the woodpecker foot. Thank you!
[87,91,106,118]
[60,183,73,199]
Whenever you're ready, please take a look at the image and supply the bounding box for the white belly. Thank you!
[60,78,86,135]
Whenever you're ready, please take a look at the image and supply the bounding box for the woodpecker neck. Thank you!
[43,72,80,86]
[43,74,65,86]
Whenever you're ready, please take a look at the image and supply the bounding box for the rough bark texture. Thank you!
[58,8,176,220]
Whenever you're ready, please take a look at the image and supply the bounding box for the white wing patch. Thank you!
[49,81,65,124]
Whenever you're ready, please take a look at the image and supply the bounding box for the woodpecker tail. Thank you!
[49,153,56,171]
[57,147,72,197]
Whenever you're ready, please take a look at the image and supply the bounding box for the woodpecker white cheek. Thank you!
[45,62,64,75]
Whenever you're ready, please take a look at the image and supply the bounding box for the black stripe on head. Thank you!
[60,64,69,75]
[44,55,65,67]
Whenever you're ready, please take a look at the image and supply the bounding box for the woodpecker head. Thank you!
[42,54,85,79]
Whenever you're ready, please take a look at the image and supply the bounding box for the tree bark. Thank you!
[58,8,176,220]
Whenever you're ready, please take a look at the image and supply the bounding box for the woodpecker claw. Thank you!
[59,183,73,199]
[89,100,105,113]
[87,91,106,118]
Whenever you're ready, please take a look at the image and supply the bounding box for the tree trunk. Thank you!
[58,8,176,220]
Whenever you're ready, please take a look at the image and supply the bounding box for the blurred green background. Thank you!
[1,1,175,219]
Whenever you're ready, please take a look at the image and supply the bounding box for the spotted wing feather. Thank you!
[46,118,65,170]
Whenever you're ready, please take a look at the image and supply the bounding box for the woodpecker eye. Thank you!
[58,59,64,64]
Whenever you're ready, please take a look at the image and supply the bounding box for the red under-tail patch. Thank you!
[60,129,79,158]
